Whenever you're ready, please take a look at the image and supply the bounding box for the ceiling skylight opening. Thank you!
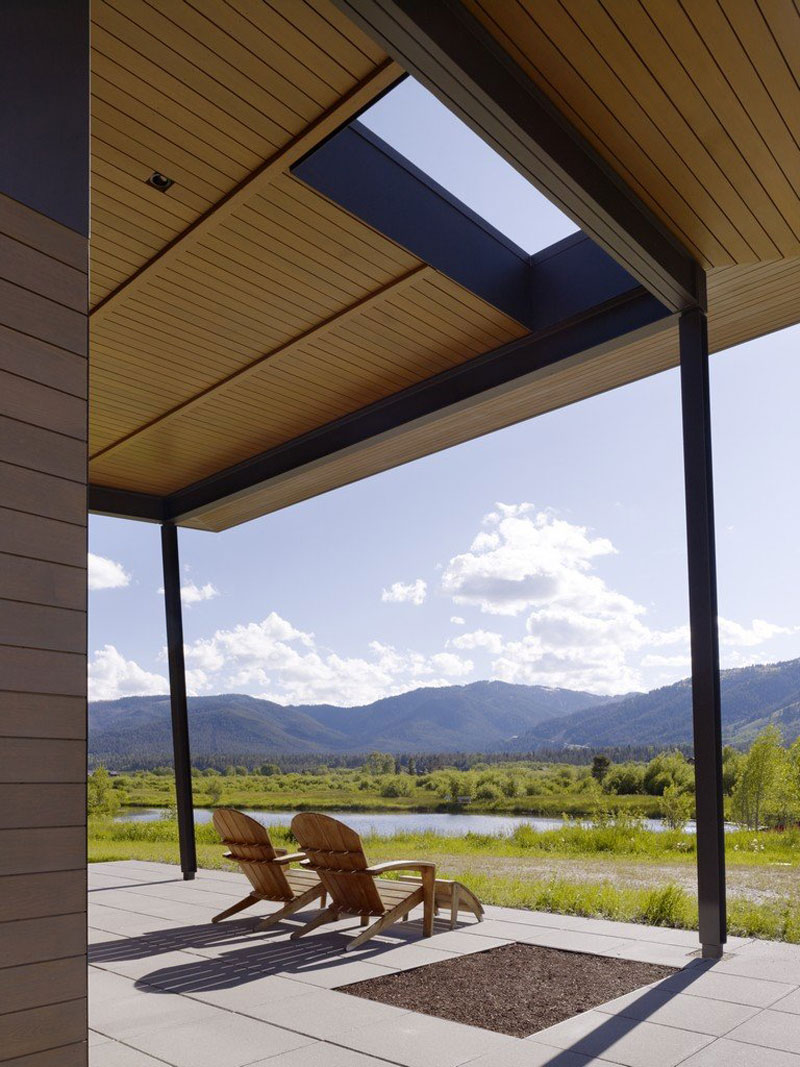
[359,78,578,255]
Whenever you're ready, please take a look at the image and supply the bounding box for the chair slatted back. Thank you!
[212,809,293,901]
[291,812,384,916]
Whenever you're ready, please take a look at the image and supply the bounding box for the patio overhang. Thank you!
[80,0,800,961]
[6,2,800,1058]
[85,0,800,533]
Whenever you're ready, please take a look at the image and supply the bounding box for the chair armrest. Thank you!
[274,848,288,857]
[364,860,436,875]
[273,852,307,865]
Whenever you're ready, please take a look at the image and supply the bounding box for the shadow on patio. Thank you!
[91,906,719,1065]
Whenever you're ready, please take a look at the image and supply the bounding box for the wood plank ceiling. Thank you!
[89,0,800,530]
[464,0,800,268]
[88,0,527,501]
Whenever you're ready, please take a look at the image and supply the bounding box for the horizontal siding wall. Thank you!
[0,189,88,1065]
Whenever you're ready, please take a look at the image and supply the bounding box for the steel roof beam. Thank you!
[331,0,703,313]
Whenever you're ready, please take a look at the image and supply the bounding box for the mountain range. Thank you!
[89,656,800,765]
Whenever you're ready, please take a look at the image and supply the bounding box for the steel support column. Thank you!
[160,522,197,880]
[679,308,726,957]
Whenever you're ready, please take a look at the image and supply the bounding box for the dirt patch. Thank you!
[340,942,676,1037]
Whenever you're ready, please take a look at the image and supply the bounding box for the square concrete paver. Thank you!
[528,1009,713,1067]
[90,988,215,1039]
[774,989,800,1015]
[185,973,313,1012]
[715,943,800,985]
[335,1011,521,1067]
[595,986,759,1035]
[280,956,398,988]
[90,1043,175,1066]
[466,1039,627,1065]
[421,929,510,955]
[251,1044,406,1066]
[233,986,411,1039]
[681,1037,800,1066]
[120,1011,314,1067]
[658,966,796,1008]
[727,1009,800,1055]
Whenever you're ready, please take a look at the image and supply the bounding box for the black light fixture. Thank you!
[146,171,175,192]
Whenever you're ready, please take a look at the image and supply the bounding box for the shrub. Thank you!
[643,751,693,796]
[475,782,501,802]
[88,765,124,817]
[380,775,412,798]
[660,783,693,831]
[604,764,645,795]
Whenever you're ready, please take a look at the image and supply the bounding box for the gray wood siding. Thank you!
[0,190,87,1064]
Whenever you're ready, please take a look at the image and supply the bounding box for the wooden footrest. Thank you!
[393,875,484,929]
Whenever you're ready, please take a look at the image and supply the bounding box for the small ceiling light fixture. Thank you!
[146,171,175,193]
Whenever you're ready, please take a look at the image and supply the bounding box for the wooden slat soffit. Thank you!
[461,0,800,268]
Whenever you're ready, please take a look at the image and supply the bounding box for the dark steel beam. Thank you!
[160,523,197,881]
[167,286,672,522]
[679,307,726,957]
[89,485,165,523]
[295,120,533,325]
[332,0,702,313]
[294,121,644,332]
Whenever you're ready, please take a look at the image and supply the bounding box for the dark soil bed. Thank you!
[340,943,677,1038]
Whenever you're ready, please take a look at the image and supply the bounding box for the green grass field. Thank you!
[89,816,800,943]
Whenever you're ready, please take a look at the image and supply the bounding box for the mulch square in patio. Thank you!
[340,942,677,1037]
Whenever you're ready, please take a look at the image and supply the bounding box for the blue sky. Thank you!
[87,81,800,706]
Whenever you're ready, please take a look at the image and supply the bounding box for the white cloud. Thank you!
[180,581,219,605]
[88,553,130,591]
[441,505,793,694]
[89,645,168,701]
[451,629,504,655]
[177,612,472,706]
[441,503,616,616]
[450,616,465,625]
[718,617,794,647]
[430,652,474,677]
[641,653,692,668]
[381,579,427,606]
[157,581,219,605]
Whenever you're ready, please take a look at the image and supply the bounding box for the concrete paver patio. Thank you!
[88,861,800,1066]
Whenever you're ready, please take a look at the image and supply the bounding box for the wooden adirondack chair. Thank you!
[290,811,435,951]
[211,808,325,931]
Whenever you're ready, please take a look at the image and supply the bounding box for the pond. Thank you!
[115,807,716,836]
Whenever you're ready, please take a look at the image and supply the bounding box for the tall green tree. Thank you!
[88,765,123,817]
[731,725,786,830]
[591,755,611,782]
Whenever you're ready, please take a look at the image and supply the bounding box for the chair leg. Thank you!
[346,890,423,952]
[255,885,325,932]
[421,868,435,938]
[360,915,369,926]
[211,893,259,923]
[450,885,460,930]
[289,903,341,940]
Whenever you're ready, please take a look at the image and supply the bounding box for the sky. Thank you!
[87,81,800,707]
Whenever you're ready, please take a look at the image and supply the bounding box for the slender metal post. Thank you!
[679,307,726,957]
[160,523,197,880]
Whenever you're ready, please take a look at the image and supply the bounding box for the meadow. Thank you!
[90,734,800,942]
[104,750,707,820]
[88,814,800,942]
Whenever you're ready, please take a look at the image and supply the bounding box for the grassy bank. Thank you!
[89,817,800,943]
[113,770,668,818]
[118,791,666,818]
